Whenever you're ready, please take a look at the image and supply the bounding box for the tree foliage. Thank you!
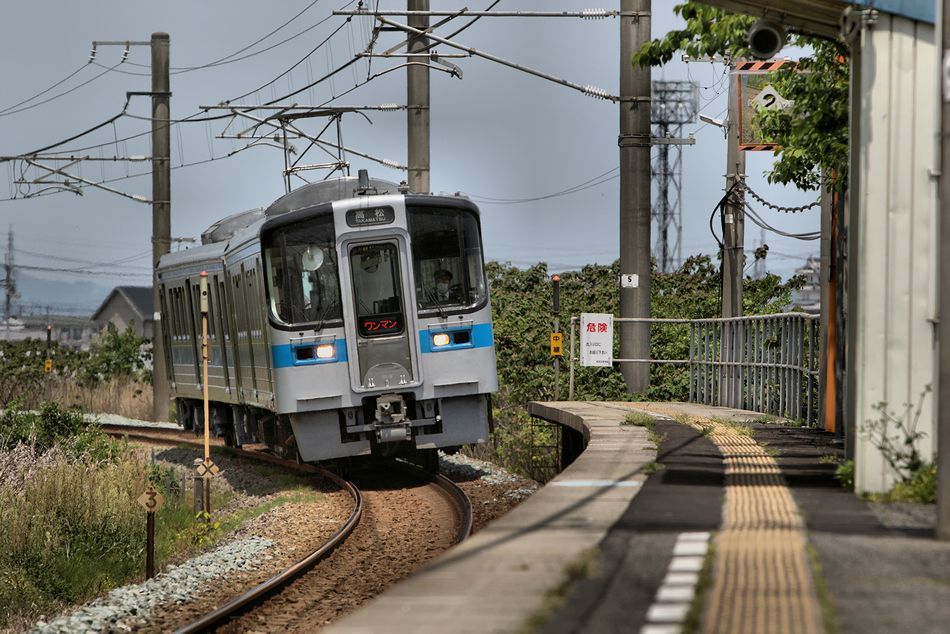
[632,2,849,190]
[488,256,801,407]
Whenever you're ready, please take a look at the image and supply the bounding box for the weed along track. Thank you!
[98,422,472,633]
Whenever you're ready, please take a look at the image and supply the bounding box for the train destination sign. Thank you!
[360,317,401,336]
[346,206,395,227]
[580,313,613,367]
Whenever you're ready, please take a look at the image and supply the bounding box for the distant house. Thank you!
[0,315,98,349]
[788,256,821,315]
[92,286,154,339]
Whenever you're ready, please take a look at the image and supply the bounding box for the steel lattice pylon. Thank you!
[651,81,698,272]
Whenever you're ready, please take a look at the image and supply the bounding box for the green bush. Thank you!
[481,256,801,478]
[886,463,937,503]
[835,459,855,491]
[0,325,151,409]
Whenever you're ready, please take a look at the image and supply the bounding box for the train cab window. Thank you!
[349,243,404,337]
[262,214,342,328]
[408,206,487,312]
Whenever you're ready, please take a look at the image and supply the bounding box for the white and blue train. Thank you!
[157,173,497,467]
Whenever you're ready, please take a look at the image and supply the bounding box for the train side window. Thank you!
[262,212,341,328]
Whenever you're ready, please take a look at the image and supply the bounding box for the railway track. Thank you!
[101,422,473,632]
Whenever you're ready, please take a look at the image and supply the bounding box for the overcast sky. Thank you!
[0,0,819,313]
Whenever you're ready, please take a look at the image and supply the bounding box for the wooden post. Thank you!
[199,272,211,517]
[146,511,155,579]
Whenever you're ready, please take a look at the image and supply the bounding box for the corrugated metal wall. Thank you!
[852,14,937,493]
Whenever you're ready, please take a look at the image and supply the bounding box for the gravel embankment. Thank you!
[32,537,275,633]
[24,419,539,632]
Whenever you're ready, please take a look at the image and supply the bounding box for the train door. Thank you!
[345,240,417,390]
[158,284,175,387]
[239,263,259,394]
[185,279,201,383]
[224,269,247,403]
[213,275,232,393]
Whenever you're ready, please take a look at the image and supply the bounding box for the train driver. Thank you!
[434,269,462,304]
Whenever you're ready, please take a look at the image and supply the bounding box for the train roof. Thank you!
[195,177,404,247]
[265,176,402,216]
[157,239,229,272]
[201,207,265,245]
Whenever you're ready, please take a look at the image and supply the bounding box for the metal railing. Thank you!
[567,313,821,425]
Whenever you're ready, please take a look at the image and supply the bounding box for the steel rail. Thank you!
[173,471,361,634]
[101,423,472,629]
[97,422,363,634]
[433,471,473,543]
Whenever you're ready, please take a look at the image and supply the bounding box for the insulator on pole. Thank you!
[582,8,611,19]
[583,85,611,100]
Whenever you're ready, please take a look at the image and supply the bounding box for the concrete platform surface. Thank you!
[328,401,950,634]
[327,401,657,634]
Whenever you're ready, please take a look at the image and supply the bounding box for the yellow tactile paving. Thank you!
[620,404,824,634]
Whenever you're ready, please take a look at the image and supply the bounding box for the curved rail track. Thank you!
[100,422,473,633]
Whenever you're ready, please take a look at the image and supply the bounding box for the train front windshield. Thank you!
[263,214,342,327]
[408,206,487,312]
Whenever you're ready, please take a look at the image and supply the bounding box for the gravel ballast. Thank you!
[31,537,275,633]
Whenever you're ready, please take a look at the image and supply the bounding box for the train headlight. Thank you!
[432,332,451,347]
[315,343,336,359]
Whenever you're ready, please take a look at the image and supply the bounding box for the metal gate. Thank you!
[567,313,820,425]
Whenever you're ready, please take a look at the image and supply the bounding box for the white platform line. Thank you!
[639,532,711,634]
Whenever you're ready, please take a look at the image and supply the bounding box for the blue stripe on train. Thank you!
[271,322,493,368]
[272,338,348,369]
[419,322,494,354]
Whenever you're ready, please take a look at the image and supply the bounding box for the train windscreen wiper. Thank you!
[423,287,447,318]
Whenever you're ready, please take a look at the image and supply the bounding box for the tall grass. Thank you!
[46,376,153,421]
[0,404,181,628]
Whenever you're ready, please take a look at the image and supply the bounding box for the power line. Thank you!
[0,60,127,118]
[0,62,90,115]
[15,263,151,279]
[465,167,619,204]
[11,247,151,270]
[99,0,340,77]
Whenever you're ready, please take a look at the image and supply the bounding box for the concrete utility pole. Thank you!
[936,0,950,541]
[619,0,651,393]
[151,33,171,422]
[721,67,746,319]
[4,228,14,324]
[407,0,430,193]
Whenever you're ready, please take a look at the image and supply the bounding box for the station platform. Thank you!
[327,401,950,634]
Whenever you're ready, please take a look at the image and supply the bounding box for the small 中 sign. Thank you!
[137,485,165,513]
[550,332,563,357]
[196,460,220,478]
